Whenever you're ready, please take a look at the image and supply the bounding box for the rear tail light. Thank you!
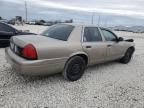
[22,44,37,60]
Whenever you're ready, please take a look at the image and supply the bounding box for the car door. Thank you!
[0,23,16,45]
[100,28,124,61]
[82,27,108,65]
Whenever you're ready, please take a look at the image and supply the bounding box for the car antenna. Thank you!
[91,12,94,24]
[25,0,28,22]
[98,15,101,27]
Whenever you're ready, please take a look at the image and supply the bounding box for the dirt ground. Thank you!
[0,25,144,108]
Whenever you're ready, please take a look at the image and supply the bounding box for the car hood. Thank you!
[12,35,65,48]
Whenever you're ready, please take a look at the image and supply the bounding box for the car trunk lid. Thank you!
[10,35,64,59]
[11,35,62,47]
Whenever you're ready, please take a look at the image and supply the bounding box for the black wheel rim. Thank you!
[66,57,86,81]
[70,63,82,76]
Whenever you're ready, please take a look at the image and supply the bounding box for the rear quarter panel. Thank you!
[36,25,84,60]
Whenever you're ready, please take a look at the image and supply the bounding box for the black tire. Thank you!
[120,48,134,64]
[63,56,86,81]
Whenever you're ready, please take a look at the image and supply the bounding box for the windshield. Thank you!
[41,24,74,41]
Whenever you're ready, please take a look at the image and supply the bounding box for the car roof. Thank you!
[61,23,113,31]
[62,23,99,27]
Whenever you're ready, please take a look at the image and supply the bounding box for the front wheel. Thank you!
[63,56,86,81]
[120,48,134,64]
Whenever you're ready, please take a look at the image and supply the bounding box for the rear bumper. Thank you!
[5,48,67,75]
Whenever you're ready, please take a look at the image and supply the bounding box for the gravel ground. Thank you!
[0,25,144,108]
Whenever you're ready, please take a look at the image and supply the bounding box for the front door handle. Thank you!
[86,46,92,48]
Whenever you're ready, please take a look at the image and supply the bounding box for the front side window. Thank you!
[101,29,117,41]
[84,27,102,42]
[41,24,74,41]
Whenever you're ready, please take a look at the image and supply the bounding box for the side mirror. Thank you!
[118,37,124,42]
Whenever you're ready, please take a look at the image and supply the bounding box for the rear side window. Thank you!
[84,27,102,42]
[0,23,15,32]
[41,24,74,41]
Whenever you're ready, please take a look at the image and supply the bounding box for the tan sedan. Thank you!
[5,23,135,81]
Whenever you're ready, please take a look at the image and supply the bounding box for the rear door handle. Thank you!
[107,44,113,47]
[86,46,92,48]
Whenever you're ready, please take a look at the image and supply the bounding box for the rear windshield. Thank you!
[41,24,74,41]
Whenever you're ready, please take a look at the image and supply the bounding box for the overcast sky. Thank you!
[1,0,144,26]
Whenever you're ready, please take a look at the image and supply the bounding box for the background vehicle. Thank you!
[5,24,135,81]
[0,22,36,47]
[29,21,36,25]
[0,19,8,24]
[7,19,16,25]
[35,20,46,25]
[43,22,53,26]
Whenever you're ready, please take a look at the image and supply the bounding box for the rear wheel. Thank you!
[120,48,134,64]
[63,56,86,81]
